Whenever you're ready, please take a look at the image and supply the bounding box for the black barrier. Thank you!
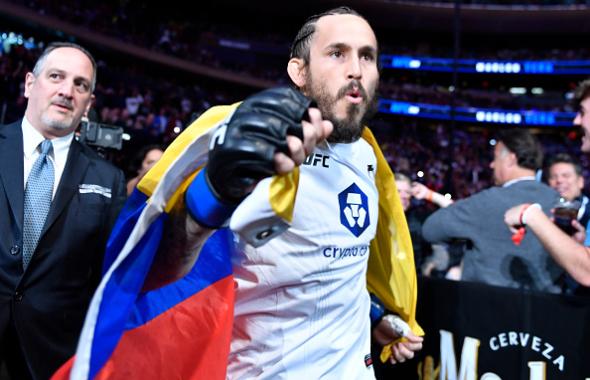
[374,278,590,380]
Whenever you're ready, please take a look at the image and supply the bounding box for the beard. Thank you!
[303,74,378,143]
[41,97,77,131]
[41,113,75,131]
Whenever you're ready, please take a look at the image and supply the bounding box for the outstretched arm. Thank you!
[143,88,332,290]
[412,182,453,208]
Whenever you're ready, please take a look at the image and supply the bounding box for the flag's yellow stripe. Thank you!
[361,128,423,361]
[269,169,300,223]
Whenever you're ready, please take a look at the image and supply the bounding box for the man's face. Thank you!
[24,47,94,138]
[489,142,511,186]
[302,14,379,143]
[396,179,411,211]
[548,162,584,201]
[574,97,590,153]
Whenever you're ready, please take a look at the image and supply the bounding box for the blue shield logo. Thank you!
[338,183,370,237]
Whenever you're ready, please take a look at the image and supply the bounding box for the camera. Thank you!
[78,121,124,151]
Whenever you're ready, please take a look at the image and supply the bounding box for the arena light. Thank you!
[417,171,424,178]
[474,61,521,74]
[523,61,554,74]
[509,87,527,95]
[408,106,420,115]
[531,88,544,95]
[378,99,575,126]
[409,59,421,69]
[380,55,590,74]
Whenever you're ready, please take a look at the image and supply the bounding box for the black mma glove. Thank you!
[186,86,312,228]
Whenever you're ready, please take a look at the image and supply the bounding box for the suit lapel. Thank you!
[43,139,89,235]
[0,121,25,231]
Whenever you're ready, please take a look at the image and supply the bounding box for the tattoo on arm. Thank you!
[142,209,213,291]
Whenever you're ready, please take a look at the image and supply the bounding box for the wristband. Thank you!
[426,190,433,202]
[520,203,541,226]
[185,169,238,229]
[369,293,386,327]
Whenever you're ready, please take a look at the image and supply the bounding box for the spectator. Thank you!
[125,87,143,116]
[395,173,453,276]
[545,153,590,294]
[125,144,164,195]
[546,153,590,230]
[423,129,563,293]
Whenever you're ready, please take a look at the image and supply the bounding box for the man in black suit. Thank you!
[0,42,126,379]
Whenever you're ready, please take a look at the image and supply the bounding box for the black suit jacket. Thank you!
[0,121,126,379]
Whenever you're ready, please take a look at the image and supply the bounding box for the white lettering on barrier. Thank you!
[439,330,480,380]
[487,332,564,372]
[528,362,546,380]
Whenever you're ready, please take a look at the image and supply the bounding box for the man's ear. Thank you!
[507,151,518,167]
[83,94,95,118]
[287,58,306,88]
[24,72,35,99]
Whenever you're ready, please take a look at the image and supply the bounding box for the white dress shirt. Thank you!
[22,117,74,199]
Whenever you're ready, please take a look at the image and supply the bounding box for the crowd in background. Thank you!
[4,0,588,115]
[1,37,587,198]
[2,0,590,289]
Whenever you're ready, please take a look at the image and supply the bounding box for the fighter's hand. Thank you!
[389,332,424,364]
[373,315,423,364]
[274,107,333,174]
[186,86,322,228]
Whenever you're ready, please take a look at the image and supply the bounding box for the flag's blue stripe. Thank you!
[103,189,149,274]
[126,228,234,328]
[89,213,167,379]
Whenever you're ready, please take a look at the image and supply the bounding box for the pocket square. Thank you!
[79,184,112,198]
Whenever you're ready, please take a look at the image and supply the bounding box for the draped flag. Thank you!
[52,105,238,380]
[53,102,422,380]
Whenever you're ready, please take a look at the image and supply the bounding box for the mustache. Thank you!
[336,80,368,100]
[51,98,73,110]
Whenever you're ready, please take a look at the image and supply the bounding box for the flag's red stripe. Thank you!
[95,276,234,380]
[51,276,234,380]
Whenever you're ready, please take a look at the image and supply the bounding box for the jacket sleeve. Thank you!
[422,193,482,243]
